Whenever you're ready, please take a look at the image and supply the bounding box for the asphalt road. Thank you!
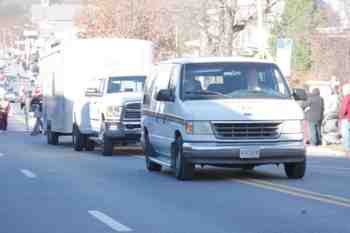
[1,106,350,233]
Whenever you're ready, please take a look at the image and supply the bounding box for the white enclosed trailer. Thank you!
[40,38,153,145]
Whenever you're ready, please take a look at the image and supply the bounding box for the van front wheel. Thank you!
[284,160,306,179]
[174,138,194,181]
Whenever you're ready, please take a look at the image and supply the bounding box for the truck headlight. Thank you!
[279,120,303,134]
[185,121,213,135]
[105,105,121,119]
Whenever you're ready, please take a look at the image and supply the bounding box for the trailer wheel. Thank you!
[47,125,58,145]
[73,125,84,151]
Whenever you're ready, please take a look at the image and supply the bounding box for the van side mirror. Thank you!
[85,87,100,97]
[156,89,174,102]
[293,88,307,101]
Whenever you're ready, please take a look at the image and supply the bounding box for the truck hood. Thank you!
[103,92,143,106]
[182,99,304,121]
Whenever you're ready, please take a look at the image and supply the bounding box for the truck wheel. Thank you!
[174,138,194,181]
[47,126,58,145]
[73,125,84,151]
[102,137,113,156]
[144,133,161,172]
[85,138,95,151]
[284,160,306,179]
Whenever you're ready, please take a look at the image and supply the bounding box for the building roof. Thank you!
[160,57,274,65]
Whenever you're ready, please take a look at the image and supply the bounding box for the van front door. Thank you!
[153,64,178,157]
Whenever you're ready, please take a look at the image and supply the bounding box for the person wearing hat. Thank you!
[339,84,350,158]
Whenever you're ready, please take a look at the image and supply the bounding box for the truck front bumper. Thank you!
[182,141,306,165]
[104,122,141,141]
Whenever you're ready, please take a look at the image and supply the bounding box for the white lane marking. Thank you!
[88,210,132,232]
[20,169,37,178]
[134,155,144,159]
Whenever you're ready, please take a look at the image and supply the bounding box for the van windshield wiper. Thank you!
[185,90,229,98]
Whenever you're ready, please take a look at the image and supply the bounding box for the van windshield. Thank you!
[107,76,145,94]
[182,62,291,100]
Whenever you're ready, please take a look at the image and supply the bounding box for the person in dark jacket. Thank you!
[302,88,324,146]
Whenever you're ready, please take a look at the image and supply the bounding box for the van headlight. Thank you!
[185,121,213,135]
[105,105,121,120]
[279,120,303,134]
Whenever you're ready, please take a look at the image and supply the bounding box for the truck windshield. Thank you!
[107,76,145,94]
[182,62,291,100]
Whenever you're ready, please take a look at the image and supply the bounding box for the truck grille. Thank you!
[212,122,281,140]
[123,103,141,120]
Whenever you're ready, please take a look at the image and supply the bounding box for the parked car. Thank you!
[142,57,307,180]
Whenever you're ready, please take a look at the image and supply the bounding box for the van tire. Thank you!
[174,138,194,181]
[102,137,113,156]
[284,160,306,179]
[144,133,161,172]
[73,125,84,151]
[47,125,59,145]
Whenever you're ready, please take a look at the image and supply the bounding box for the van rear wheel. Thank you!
[284,160,306,179]
[174,138,194,181]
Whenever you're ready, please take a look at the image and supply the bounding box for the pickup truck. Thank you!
[73,74,145,156]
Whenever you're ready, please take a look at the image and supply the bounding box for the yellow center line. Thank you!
[309,165,350,171]
[234,178,350,208]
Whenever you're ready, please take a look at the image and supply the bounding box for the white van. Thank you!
[41,39,153,155]
[142,57,307,180]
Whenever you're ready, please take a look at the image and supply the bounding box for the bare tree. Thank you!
[75,0,176,59]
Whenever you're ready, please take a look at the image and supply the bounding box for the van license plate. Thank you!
[240,148,260,159]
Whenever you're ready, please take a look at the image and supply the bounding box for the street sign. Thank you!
[276,38,293,77]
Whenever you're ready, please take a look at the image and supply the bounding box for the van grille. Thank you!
[123,103,141,120]
[212,122,281,140]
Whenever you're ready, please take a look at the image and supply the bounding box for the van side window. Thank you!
[153,64,173,100]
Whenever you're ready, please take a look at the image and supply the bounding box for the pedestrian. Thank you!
[23,91,32,132]
[0,95,10,132]
[339,84,350,158]
[30,95,43,136]
[302,88,324,146]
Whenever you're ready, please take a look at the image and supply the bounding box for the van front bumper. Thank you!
[182,141,306,165]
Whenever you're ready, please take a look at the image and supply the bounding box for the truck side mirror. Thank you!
[293,88,307,101]
[156,89,174,102]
